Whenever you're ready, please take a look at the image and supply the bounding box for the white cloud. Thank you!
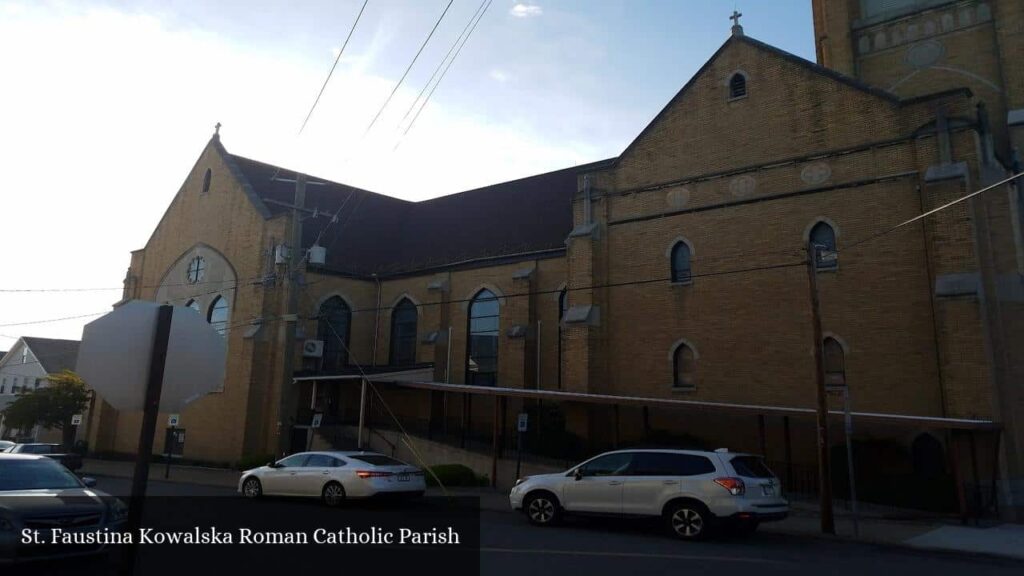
[509,3,542,18]
[489,69,510,83]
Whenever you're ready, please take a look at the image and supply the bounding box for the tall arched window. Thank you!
[810,221,838,270]
[466,289,499,386]
[823,337,846,387]
[318,296,351,373]
[389,298,418,366]
[670,242,692,283]
[207,295,229,336]
[201,168,212,194]
[672,342,697,389]
[729,73,747,98]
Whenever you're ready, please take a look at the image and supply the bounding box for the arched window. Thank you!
[729,73,747,99]
[185,299,201,313]
[672,342,697,389]
[810,221,838,270]
[389,298,418,366]
[670,242,692,283]
[201,168,212,194]
[318,296,351,373]
[466,289,499,386]
[823,337,846,387]
[207,295,229,336]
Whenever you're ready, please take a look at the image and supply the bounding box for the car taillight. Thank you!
[714,477,745,496]
[356,470,394,479]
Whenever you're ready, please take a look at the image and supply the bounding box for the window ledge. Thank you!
[727,94,748,103]
[815,266,839,274]
[670,280,693,287]
[670,386,697,393]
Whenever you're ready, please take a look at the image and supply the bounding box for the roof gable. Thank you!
[613,34,902,175]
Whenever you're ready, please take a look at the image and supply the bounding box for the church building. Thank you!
[85,0,1023,519]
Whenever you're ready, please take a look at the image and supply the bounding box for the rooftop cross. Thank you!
[214,122,222,136]
[730,10,744,36]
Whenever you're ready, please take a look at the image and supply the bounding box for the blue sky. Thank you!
[0,0,815,343]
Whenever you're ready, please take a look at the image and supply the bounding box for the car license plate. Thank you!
[398,473,410,482]
[762,485,774,496]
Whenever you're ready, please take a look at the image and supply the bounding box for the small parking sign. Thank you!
[311,413,323,428]
[71,414,83,426]
[517,413,528,432]
[168,414,180,427]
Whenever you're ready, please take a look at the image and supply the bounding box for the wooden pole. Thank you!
[806,242,835,534]
[757,414,768,458]
[357,378,367,449]
[783,415,793,492]
[491,396,499,487]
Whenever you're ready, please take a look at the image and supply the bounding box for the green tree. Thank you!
[1,370,90,448]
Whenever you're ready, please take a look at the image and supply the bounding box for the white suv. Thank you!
[509,448,788,539]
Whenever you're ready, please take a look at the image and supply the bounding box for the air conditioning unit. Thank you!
[274,244,290,265]
[302,339,324,358]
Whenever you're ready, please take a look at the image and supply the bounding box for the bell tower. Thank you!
[812,0,1023,158]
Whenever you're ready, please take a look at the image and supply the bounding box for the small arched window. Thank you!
[729,73,747,99]
[810,221,838,270]
[670,242,692,283]
[207,295,229,336]
[823,337,846,387]
[185,299,201,313]
[389,298,418,366]
[318,296,351,373]
[201,168,212,194]
[467,289,500,386]
[672,342,697,389]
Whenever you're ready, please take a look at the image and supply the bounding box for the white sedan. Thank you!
[238,451,425,506]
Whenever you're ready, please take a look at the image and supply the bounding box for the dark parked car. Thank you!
[5,444,82,472]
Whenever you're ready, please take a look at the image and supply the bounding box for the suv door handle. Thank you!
[607,481,623,486]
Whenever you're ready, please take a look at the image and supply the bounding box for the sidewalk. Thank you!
[82,459,1024,562]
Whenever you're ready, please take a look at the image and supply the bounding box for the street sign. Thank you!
[517,413,528,432]
[168,414,180,427]
[311,413,323,428]
[70,414,83,426]
[76,300,226,412]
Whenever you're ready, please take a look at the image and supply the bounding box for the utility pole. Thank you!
[806,242,835,534]
[277,174,307,456]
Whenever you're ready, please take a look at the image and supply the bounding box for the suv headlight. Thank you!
[109,499,129,522]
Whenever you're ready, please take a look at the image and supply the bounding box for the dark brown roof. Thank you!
[221,144,612,276]
[22,337,80,374]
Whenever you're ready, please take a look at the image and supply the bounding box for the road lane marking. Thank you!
[481,547,793,564]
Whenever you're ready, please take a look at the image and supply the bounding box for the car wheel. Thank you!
[322,482,346,507]
[665,501,710,541]
[524,492,561,526]
[242,477,262,499]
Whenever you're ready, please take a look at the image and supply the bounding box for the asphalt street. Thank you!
[72,474,1023,576]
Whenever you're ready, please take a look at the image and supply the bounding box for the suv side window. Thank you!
[632,453,716,476]
[579,453,633,477]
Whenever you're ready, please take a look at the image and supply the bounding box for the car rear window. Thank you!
[730,456,774,478]
[21,445,57,454]
[349,454,404,466]
[632,453,716,476]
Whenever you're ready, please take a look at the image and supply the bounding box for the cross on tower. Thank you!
[730,10,744,36]
[214,122,222,136]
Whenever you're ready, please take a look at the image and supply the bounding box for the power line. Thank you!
[398,0,492,146]
[363,0,455,137]
[298,0,370,135]
[399,0,488,125]
[0,312,108,329]
[840,171,1023,254]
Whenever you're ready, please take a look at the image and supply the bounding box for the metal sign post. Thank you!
[165,414,179,480]
[843,386,860,537]
[516,413,528,480]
